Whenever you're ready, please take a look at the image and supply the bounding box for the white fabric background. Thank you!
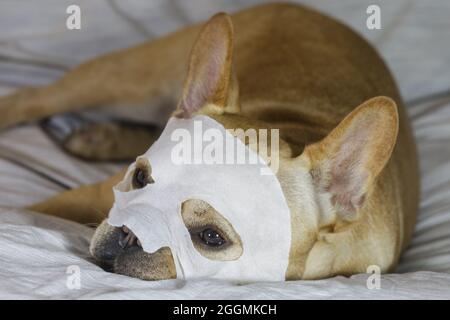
[1,0,450,299]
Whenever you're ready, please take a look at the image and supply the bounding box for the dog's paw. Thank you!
[41,113,91,143]
[41,114,160,161]
[40,114,116,160]
[63,122,122,161]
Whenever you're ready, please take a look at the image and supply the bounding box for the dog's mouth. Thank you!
[91,224,176,280]
[118,226,142,249]
[91,225,144,273]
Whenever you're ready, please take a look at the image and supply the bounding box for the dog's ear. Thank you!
[304,97,399,221]
[176,12,239,118]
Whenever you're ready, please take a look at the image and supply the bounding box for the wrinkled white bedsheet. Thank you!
[1,0,450,299]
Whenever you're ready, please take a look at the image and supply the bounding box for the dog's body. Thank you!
[0,3,419,280]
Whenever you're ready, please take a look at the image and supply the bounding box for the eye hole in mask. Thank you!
[132,168,148,189]
[181,199,243,261]
[131,159,154,189]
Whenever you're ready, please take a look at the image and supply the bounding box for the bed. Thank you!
[1,0,450,299]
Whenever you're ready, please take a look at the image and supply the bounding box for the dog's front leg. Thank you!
[27,169,125,225]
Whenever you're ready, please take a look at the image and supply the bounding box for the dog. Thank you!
[0,3,419,281]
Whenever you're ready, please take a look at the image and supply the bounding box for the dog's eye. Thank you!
[198,228,226,247]
[132,168,148,189]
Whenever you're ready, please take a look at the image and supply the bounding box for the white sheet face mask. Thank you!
[108,115,291,282]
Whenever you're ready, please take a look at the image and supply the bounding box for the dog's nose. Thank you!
[119,226,142,249]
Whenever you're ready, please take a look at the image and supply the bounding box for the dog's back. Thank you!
[163,4,418,276]
[232,4,419,262]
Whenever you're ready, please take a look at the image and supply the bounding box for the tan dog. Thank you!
[0,3,419,280]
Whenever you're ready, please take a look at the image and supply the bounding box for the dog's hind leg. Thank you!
[0,24,199,130]
[0,85,65,129]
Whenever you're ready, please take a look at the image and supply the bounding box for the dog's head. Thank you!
[90,13,399,281]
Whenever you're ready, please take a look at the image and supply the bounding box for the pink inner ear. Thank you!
[180,33,228,118]
[326,122,372,216]
[181,83,208,118]
[314,98,398,220]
